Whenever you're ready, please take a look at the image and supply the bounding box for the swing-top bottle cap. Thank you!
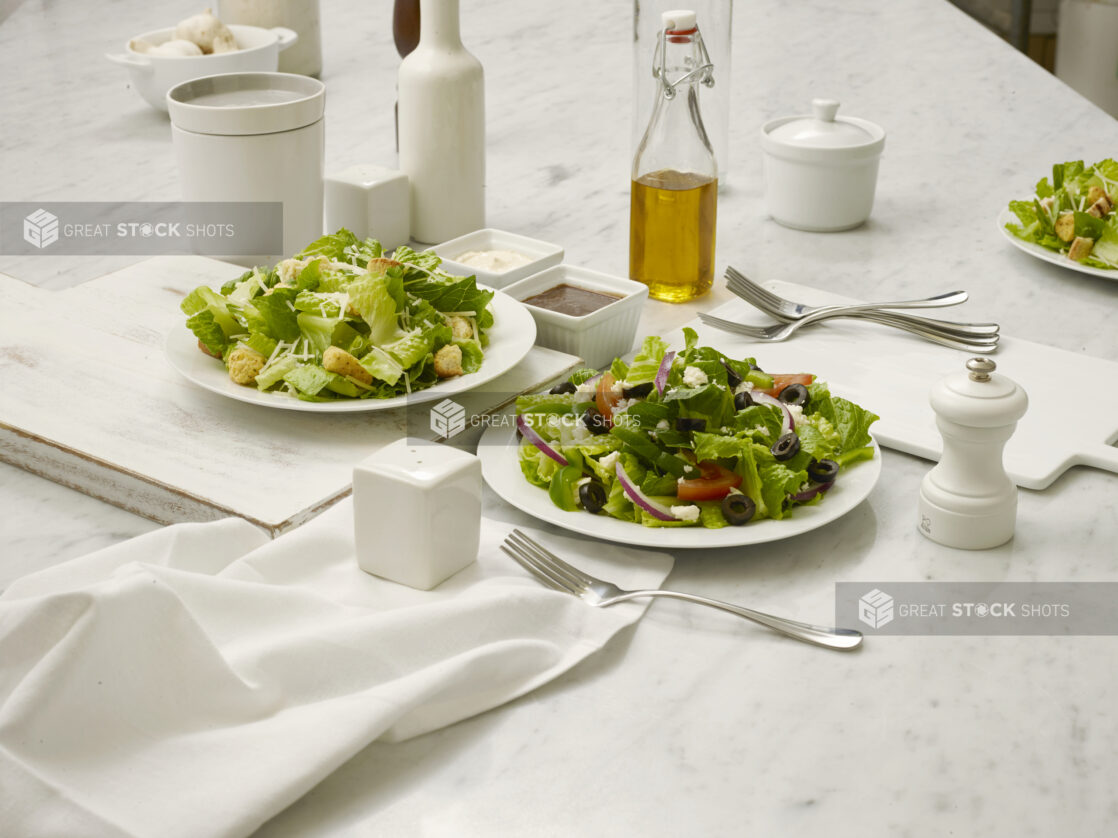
[662,10,697,32]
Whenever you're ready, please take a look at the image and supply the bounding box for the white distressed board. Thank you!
[0,256,582,535]
[674,281,1118,490]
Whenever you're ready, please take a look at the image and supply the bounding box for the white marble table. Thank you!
[2,0,1117,835]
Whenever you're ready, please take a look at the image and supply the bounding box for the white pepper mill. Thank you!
[918,357,1028,549]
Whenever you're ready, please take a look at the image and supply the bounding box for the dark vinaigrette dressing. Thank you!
[521,283,622,316]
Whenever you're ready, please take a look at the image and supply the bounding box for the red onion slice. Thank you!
[615,461,677,521]
[516,414,569,466]
[654,351,676,395]
[751,391,794,435]
[789,481,834,503]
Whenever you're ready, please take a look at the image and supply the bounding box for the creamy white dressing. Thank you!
[454,248,532,273]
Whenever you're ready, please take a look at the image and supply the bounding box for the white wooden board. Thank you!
[675,281,1118,490]
[0,256,582,535]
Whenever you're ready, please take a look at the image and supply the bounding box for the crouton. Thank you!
[366,257,403,275]
[226,346,267,385]
[1087,186,1109,206]
[198,339,222,360]
[1055,212,1076,243]
[1068,236,1094,262]
[433,344,463,378]
[448,315,473,340]
[1088,196,1112,219]
[323,346,373,385]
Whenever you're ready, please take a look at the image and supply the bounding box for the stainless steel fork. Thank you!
[500,529,863,651]
[697,308,1000,350]
[726,266,1000,338]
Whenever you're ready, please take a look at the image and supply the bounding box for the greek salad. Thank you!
[180,229,495,401]
[1005,158,1118,268]
[515,330,879,528]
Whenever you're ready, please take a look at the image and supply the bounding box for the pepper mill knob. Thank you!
[918,357,1028,549]
[966,357,996,381]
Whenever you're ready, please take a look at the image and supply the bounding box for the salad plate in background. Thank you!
[998,208,1118,280]
[165,230,537,412]
[479,332,882,548]
[1000,158,1118,280]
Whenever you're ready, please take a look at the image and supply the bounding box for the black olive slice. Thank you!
[771,432,800,461]
[733,390,754,411]
[579,481,607,514]
[549,381,577,395]
[808,458,840,483]
[622,381,655,399]
[583,408,609,435]
[721,493,756,525]
[676,417,707,432]
[778,383,809,408]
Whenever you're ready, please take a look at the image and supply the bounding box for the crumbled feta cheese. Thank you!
[682,366,708,388]
[787,404,805,425]
[670,504,701,522]
[571,422,591,442]
[611,398,635,416]
[734,380,755,394]
[609,379,624,396]
[576,379,598,394]
[598,451,620,471]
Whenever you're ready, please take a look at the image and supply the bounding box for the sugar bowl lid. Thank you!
[762,99,885,160]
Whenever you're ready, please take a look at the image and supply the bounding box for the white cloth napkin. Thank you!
[0,500,673,838]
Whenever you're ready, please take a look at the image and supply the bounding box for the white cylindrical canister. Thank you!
[167,72,325,264]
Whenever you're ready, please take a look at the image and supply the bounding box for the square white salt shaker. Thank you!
[324,164,410,251]
[353,438,481,590]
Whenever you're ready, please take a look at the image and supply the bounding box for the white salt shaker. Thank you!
[918,358,1028,549]
[324,165,410,251]
[353,438,481,590]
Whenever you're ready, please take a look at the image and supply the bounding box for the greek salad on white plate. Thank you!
[479,330,882,548]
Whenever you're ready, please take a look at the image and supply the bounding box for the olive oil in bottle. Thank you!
[629,9,717,303]
[630,169,717,302]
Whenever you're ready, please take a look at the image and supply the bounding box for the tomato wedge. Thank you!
[756,373,813,398]
[676,461,743,501]
[595,372,622,427]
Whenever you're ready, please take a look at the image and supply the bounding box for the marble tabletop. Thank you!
[2,0,1117,835]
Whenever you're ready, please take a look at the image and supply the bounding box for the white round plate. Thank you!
[478,423,882,549]
[997,207,1118,280]
[165,286,536,412]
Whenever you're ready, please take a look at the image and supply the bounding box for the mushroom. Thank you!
[131,37,205,57]
[174,8,236,54]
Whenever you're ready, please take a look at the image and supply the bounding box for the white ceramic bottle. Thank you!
[918,358,1029,549]
[397,0,485,244]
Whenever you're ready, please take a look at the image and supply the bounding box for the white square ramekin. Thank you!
[502,265,649,369]
[426,228,564,289]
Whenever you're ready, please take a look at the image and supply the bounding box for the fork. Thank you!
[500,529,863,651]
[697,308,1000,350]
[726,267,1000,337]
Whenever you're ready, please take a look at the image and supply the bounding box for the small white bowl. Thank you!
[107,24,298,113]
[760,98,885,232]
[503,265,648,369]
[427,228,564,289]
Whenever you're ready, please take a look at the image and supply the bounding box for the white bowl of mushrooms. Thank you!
[107,9,298,112]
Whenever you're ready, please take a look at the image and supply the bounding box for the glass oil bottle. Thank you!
[629,9,717,302]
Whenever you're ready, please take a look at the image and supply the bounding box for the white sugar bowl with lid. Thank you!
[760,98,886,232]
